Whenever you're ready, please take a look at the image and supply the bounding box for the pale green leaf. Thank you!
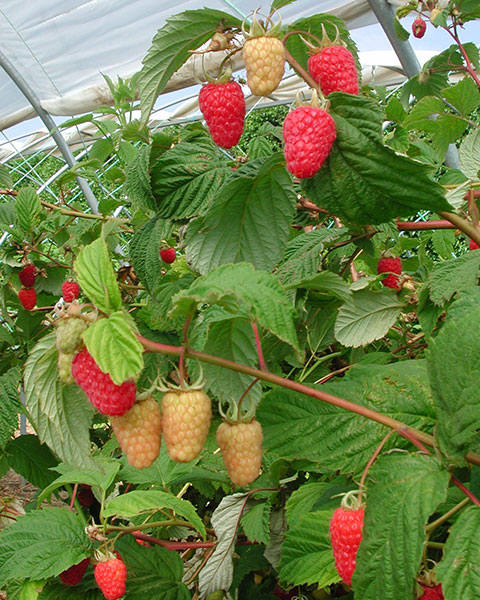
[402,96,445,129]
[15,187,41,232]
[437,506,480,599]
[0,508,91,587]
[0,365,21,448]
[303,94,452,225]
[0,163,13,188]
[285,270,351,302]
[354,454,449,599]
[279,510,339,588]
[459,129,480,179]
[334,288,405,347]
[241,502,271,545]
[82,312,143,385]
[74,238,122,315]
[139,9,241,123]
[258,361,435,475]
[285,482,332,524]
[186,154,296,273]
[271,0,298,10]
[23,334,95,468]
[432,229,456,259]
[393,16,410,41]
[427,250,480,306]
[170,263,299,353]
[103,490,206,538]
[442,77,480,118]
[124,145,156,212]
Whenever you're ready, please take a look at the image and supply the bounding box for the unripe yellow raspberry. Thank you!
[216,419,263,486]
[58,351,75,384]
[161,389,211,462]
[111,396,162,469]
[242,37,285,96]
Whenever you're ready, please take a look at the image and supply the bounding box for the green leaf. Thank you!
[124,145,156,212]
[5,435,58,489]
[334,288,405,347]
[241,502,271,545]
[432,228,455,259]
[0,508,91,587]
[279,510,338,588]
[0,365,21,448]
[0,163,13,188]
[285,482,332,523]
[436,506,480,599]
[442,77,480,118]
[285,270,351,303]
[138,275,195,331]
[403,96,446,129]
[258,361,435,475]
[354,454,449,599]
[151,141,232,219]
[103,490,206,538]
[427,251,480,306]
[23,334,95,468]
[459,128,480,179]
[186,154,297,273]
[130,216,174,294]
[202,317,262,411]
[115,536,190,600]
[15,187,41,232]
[74,238,122,315]
[248,136,274,159]
[139,9,241,123]
[302,94,452,225]
[393,16,410,41]
[271,0,298,10]
[428,291,480,461]
[170,263,299,353]
[82,312,143,385]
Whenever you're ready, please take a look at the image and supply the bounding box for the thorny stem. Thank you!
[237,377,260,414]
[314,364,353,384]
[426,498,469,533]
[340,247,363,278]
[446,22,480,88]
[107,519,198,534]
[438,211,480,247]
[358,429,395,504]
[137,334,480,468]
[252,321,267,371]
[283,47,319,90]
[132,532,216,551]
[391,332,426,355]
[179,313,193,388]
[69,483,79,511]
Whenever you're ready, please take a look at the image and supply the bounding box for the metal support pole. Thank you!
[366,0,459,169]
[0,51,99,213]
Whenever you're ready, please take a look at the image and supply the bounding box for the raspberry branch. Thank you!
[251,321,267,371]
[357,429,395,504]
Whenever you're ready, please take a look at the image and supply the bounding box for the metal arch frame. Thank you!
[0,49,99,213]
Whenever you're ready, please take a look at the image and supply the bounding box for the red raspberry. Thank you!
[94,556,127,600]
[159,247,177,264]
[18,287,37,310]
[308,46,359,96]
[162,389,211,462]
[199,81,245,149]
[329,506,364,586]
[283,106,336,179]
[377,255,403,290]
[111,396,162,469]
[420,584,444,599]
[216,419,263,486]
[77,484,94,507]
[18,264,37,288]
[59,558,90,586]
[469,239,480,250]
[62,281,81,302]
[72,347,136,416]
[412,17,427,38]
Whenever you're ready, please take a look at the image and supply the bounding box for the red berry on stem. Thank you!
[72,347,136,416]
[377,255,403,290]
[283,106,336,179]
[18,287,37,310]
[60,558,90,586]
[420,584,444,599]
[199,81,245,149]
[18,264,37,288]
[62,281,81,302]
[159,247,177,264]
[94,556,127,600]
[412,17,427,38]
[329,505,364,586]
[308,46,359,96]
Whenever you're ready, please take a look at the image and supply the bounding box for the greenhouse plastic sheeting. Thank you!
[0,0,378,131]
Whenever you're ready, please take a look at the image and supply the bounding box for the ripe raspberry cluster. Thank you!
[59,558,90,586]
[420,584,444,599]
[62,280,81,302]
[94,555,127,600]
[199,81,245,149]
[377,255,403,290]
[18,264,38,310]
[329,505,365,585]
[308,45,359,96]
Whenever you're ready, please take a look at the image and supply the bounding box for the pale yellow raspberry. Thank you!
[242,37,285,96]
[216,420,263,486]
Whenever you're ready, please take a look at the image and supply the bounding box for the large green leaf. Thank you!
[170,262,299,353]
[15,187,41,232]
[459,128,480,180]
[82,312,144,385]
[302,94,452,225]
[151,141,232,219]
[124,145,156,212]
[334,288,405,347]
[5,435,58,489]
[427,250,480,306]
[74,238,122,315]
[23,334,95,468]
[258,361,435,475]
[0,508,91,587]
[0,365,21,449]
[428,290,480,461]
[278,510,338,588]
[354,454,449,600]
[139,9,241,123]
[436,506,480,600]
[103,490,206,538]
[186,154,297,274]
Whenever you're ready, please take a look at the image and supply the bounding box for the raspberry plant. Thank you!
[0,1,480,599]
